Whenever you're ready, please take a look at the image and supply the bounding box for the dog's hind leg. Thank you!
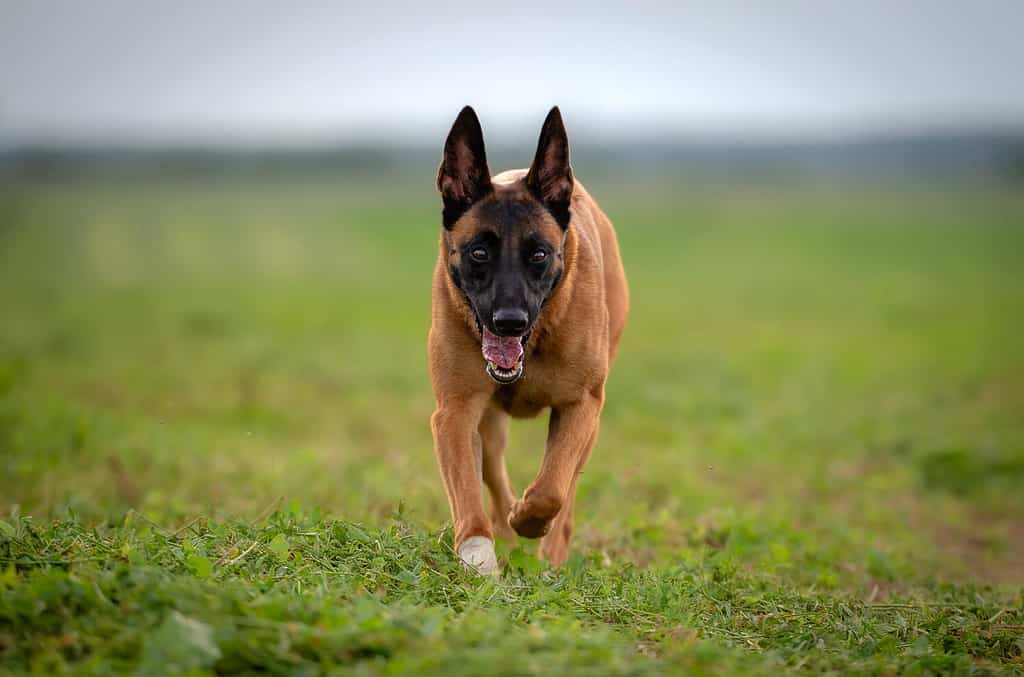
[479,405,517,541]
[539,426,596,566]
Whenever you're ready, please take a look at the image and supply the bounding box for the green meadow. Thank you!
[1,173,1022,674]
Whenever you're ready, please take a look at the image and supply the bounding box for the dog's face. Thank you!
[437,106,574,384]
[448,194,565,384]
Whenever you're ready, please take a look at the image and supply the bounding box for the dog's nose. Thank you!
[492,308,529,336]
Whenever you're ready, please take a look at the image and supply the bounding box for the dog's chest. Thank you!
[492,383,547,418]
[491,355,583,418]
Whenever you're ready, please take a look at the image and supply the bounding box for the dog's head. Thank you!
[437,106,573,385]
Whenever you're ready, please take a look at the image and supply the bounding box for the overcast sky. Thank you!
[1,1,1022,146]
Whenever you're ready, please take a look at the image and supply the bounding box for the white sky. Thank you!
[1,0,1022,145]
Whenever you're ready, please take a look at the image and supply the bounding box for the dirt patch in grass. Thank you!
[924,508,1024,586]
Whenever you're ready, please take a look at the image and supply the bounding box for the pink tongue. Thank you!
[481,328,524,370]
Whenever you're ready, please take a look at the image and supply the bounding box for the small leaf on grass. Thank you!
[136,611,221,676]
[267,533,290,561]
[345,524,372,543]
[908,635,931,656]
[0,563,16,588]
[186,552,212,579]
[508,546,545,575]
[119,542,133,560]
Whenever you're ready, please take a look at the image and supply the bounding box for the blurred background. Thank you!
[2,2,1022,582]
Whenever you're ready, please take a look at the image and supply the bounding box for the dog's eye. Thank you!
[529,250,548,263]
[470,247,489,262]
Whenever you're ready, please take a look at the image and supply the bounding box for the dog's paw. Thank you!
[458,536,500,576]
[508,492,562,539]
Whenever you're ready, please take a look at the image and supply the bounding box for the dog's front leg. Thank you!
[431,396,499,575]
[508,389,603,553]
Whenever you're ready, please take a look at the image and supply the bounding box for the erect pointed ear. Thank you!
[437,106,492,229]
[526,106,574,229]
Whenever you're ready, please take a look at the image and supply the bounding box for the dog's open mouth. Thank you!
[482,327,526,384]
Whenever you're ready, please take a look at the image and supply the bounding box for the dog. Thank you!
[429,106,628,574]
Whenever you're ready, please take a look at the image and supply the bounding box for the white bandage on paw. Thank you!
[458,536,500,576]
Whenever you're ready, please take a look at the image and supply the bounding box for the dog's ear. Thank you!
[437,106,492,229]
[527,106,574,229]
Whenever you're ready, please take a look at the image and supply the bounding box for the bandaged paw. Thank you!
[457,536,500,576]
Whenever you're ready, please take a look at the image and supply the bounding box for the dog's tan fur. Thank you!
[429,116,628,567]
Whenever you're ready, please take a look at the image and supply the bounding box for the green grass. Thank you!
[1,173,1023,674]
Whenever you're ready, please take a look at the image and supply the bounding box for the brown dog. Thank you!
[429,106,628,573]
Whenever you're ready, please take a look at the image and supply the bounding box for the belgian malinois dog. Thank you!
[429,106,628,574]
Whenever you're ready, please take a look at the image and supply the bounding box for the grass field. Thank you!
[1,172,1023,674]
